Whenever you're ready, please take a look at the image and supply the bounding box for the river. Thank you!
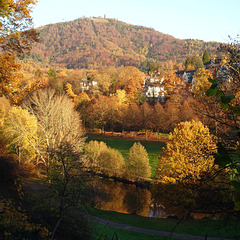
[88,176,235,219]
[90,177,169,218]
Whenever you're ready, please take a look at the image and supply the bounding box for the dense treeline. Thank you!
[76,95,198,135]
[30,17,220,70]
[11,62,228,138]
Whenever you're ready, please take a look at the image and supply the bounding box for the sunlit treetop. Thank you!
[0,0,39,57]
[0,0,39,101]
[156,120,217,183]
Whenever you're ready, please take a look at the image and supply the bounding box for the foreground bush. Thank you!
[0,199,50,240]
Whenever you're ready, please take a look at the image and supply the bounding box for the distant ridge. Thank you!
[31,17,220,70]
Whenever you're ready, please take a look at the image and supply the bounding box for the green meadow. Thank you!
[90,208,240,239]
[90,222,183,240]
[86,134,165,177]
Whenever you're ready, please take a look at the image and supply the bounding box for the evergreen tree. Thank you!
[195,57,204,70]
[185,56,191,69]
[47,68,58,78]
[202,49,211,65]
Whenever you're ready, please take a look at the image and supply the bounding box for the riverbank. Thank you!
[24,178,240,240]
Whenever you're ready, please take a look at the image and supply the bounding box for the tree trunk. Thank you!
[111,123,114,135]
[18,146,21,165]
[51,211,64,240]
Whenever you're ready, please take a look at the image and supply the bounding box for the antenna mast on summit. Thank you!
[104,9,106,19]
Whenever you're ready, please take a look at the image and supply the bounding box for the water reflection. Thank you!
[89,176,235,219]
[148,202,167,218]
[91,177,166,218]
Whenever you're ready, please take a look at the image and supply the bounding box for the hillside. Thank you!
[30,17,220,70]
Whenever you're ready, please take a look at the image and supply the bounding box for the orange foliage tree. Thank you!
[153,102,167,134]
[117,66,144,102]
[93,95,109,133]
[161,71,186,99]
[0,0,39,101]
[140,102,154,139]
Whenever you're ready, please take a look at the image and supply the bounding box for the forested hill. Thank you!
[31,17,220,70]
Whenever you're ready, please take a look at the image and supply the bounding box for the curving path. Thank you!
[90,216,238,240]
[24,179,238,240]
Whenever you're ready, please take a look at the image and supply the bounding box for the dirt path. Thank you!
[90,216,237,240]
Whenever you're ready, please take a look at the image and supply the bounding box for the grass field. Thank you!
[86,133,165,177]
[85,134,240,240]
[90,208,240,239]
[90,222,183,240]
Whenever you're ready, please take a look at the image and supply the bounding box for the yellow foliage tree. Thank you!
[65,82,78,98]
[116,89,128,105]
[65,82,90,105]
[156,120,217,183]
[192,68,213,97]
[85,140,108,167]
[85,140,125,176]
[126,142,151,180]
[3,106,38,165]
[0,96,10,127]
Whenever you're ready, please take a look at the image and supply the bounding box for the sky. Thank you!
[31,0,240,43]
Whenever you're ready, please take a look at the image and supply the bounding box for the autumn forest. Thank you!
[1,1,240,240]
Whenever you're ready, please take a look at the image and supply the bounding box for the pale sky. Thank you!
[31,0,240,43]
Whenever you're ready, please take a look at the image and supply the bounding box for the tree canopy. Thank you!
[27,17,219,70]
[117,66,145,100]
[0,0,39,99]
[126,142,151,179]
[156,120,217,183]
[85,140,125,176]
[22,89,84,169]
[0,0,39,56]
[3,106,38,164]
